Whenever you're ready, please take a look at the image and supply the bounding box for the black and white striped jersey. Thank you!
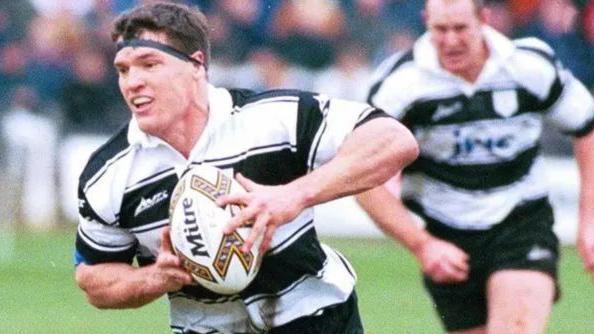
[75,85,382,333]
[368,27,594,230]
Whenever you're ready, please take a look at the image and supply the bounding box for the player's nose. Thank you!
[124,68,147,91]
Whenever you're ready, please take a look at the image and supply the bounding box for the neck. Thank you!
[163,82,210,158]
[166,111,207,159]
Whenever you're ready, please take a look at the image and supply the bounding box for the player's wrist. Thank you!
[409,231,431,257]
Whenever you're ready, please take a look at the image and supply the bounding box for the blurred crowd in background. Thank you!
[0,0,593,227]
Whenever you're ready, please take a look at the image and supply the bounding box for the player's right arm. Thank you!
[75,227,192,309]
[355,178,469,283]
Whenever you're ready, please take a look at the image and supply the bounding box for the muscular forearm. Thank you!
[356,183,470,282]
[292,118,419,209]
[574,131,594,231]
[75,263,166,309]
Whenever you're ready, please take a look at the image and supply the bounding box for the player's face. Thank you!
[425,0,487,80]
[113,32,202,138]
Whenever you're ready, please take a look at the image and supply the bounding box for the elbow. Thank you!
[75,264,111,309]
[388,121,419,170]
[365,120,418,188]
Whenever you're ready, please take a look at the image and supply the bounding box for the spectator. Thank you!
[270,0,345,69]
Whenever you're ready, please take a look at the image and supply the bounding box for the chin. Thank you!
[136,119,160,136]
[443,61,468,75]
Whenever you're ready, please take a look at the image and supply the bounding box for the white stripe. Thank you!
[205,143,297,166]
[78,224,135,252]
[241,96,299,109]
[356,106,376,124]
[307,119,327,171]
[268,220,314,255]
[267,210,314,252]
[128,219,169,233]
[125,169,177,193]
[247,243,355,330]
[83,145,134,193]
[403,157,550,229]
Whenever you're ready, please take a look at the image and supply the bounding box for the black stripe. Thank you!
[78,227,136,250]
[516,46,564,111]
[403,91,500,127]
[407,146,539,190]
[84,147,133,192]
[244,266,324,305]
[354,107,391,128]
[125,167,175,192]
[417,197,551,234]
[240,228,326,299]
[169,290,241,304]
[267,220,314,254]
[566,117,594,137]
[215,148,307,186]
[516,46,556,65]
[540,76,563,110]
[75,233,137,265]
[227,88,255,108]
[198,142,297,165]
[79,123,130,189]
[367,50,414,105]
[119,174,178,229]
[78,185,110,225]
[136,255,156,267]
[296,92,325,172]
[333,249,355,279]
[131,221,169,234]
[169,228,326,302]
[307,121,327,172]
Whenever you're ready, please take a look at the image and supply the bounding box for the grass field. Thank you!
[0,229,593,333]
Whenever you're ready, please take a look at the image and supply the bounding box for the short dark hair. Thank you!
[111,2,211,67]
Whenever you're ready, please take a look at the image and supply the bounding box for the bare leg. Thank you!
[486,270,554,334]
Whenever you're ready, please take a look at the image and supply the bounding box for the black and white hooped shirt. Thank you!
[76,85,384,333]
[368,26,594,230]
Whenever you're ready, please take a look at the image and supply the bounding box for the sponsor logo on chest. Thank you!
[134,190,169,217]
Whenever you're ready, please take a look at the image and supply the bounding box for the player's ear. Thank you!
[189,50,206,80]
[478,7,490,25]
[190,50,205,68]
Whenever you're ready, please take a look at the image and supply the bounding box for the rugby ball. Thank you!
[169,164,262,295]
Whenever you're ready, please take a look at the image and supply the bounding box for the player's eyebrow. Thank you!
[113,50,163,68]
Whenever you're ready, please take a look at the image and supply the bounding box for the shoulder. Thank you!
[367,50,428,117]
[79,123,132,187]
[368,50,416,93]
[238,89,326,114]
[380,50,416,74]
[226,88,256,108]
[512,37,556,62]
[508,37,561,99]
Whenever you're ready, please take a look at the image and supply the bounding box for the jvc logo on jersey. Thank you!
[452,128,514,159]
[134,190,169,217]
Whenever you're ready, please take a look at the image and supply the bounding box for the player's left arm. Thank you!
[574,128,594,280]
[545,56,594,280]
[220,113,418,251]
